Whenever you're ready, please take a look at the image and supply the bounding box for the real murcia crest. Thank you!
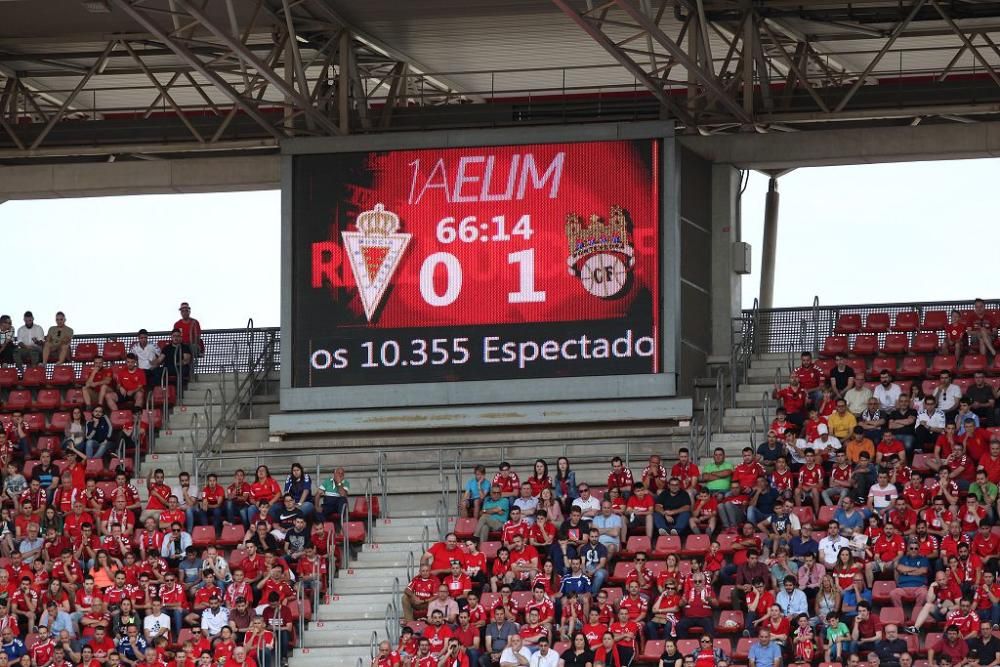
[565,205,635,299]
[342,203,411,322]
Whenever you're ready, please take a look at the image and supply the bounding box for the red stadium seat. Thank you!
[928,355,957,377]
[227,547,247,569]
[868,357,897,380]
[85,458,104,479]
[102,341,126,362]
[349,495,379,520]
[638,640,665,664]
[872,580,895,604]
[191,526,215,547]
[140,408,162,430]
[953,378,973,395]
[882,333,909,355]
[609,561,633,584]
[152,385,177,407]
[922,311,948,330]
[454,517,476,540]
[35,435,60,456]
[337,521,366,544]
[21,367,47,388]
[110,410,133,429]
[820,663,844,667]
[923,634,943,656]
[817,505,837,528]
[791,506,816,526]
[33,389,61,411]
[677,640,699,655]
[864,313,891,333]
[734,638,753,661]
[912,453,932,474]
[716,610,744,634]
[621,536,652,559]
[682,534,710,556]
[175,629,196,649]
[553,643,570,656]
[50,365,76,387]
[716,533,738,554]
[0,368,18,388]
[4,390,31,412]
[911,332,940,354]
[481,541,500,561]
[22,460,38,479]
[73,342,98,362]
[820,336,849,358]
[511,591,531,612]
[219,524,245,547]
[718,585,735,608]
[845,358,867,379]
[851,334,878,356]
[834,314,862,335]
[893,311,920,332]
[880,606,905,624]
[712,639,732,655]
[61,388,85,410]
[652,535,681,558]
[898,356,928,379]
[959,354,987,376]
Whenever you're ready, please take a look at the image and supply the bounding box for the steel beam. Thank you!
[109,0,285,141]
[550,0,696,125]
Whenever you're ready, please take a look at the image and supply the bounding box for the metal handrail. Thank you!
[749,415,757,450]
[435,497,446,542]
[160,370,170,428]
[406,551,415,581]
[377,451,389,518]
[296,578,306,645]
[812,296,821,354]
[326,528,336,598]
[370,631,379,661]
[363,477,374,545]
[702,395,713,457]
[760,392,772,432]
[340,503,351,569]
[714,369,725,434]
[389,577,401,645]
[420,525,430,555]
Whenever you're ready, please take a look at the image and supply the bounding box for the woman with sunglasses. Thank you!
[646,579,682,640]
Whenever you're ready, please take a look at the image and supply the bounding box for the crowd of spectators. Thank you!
[0,306,347,667]
[386,330,1000,667]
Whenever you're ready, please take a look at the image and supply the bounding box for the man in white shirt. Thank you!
[14,311,45,366]
[873,371,902,411]
[171,471,201,533]
[199,596,230,638]
[810,425,842,459]
[845,381,874,417]
[817,520,851,570]
[142,598,171,643]
[512,483,539,525]
[914,395,947,453]
[934,371,963,419]
[500,634,531,667]
[529,639,559,667]
[571,485,601,521]
[129,329,162,373]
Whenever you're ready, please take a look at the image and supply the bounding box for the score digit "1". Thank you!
[420,248,545,306]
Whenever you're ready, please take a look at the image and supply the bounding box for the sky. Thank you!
[2,156,996,335]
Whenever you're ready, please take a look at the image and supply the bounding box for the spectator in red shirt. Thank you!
[670,449,701,497]
[173,302,203,358]
[82,357,114,409]
[403,563,439,622]
[794,351,825,406]
[733,448,765,494]
[965,299,997,357]
[108,354,146,412]
[773,377,808,428]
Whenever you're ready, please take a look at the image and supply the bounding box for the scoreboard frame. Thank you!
[279,122,681,415]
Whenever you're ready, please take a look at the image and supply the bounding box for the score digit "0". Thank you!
[418,249,545,307]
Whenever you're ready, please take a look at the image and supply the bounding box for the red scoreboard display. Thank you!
[291,139,662,388]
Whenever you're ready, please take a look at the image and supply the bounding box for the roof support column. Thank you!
[758,174,780,311]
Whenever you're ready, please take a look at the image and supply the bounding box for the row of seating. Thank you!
[832,311,991,334]
[0,405,163,432]
[0,386,175,413]
[0,339,174,367]
[0,361,163,389]
[806,353,999,379]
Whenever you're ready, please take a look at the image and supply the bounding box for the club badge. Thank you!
[342,203,411,321]
[565,205,635,298]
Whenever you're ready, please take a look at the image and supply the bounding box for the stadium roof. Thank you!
[4,0,1000,164]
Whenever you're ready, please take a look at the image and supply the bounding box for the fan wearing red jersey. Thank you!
[107,354,146,411]
[402,563,440,622]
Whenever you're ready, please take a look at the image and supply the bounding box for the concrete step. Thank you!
[302,627,379,648]
[362,542,423,553]
[291,648,377,665]
[318,596,395,615]
[332,579,403,595]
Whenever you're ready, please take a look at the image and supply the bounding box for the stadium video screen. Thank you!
[290,139,662,387]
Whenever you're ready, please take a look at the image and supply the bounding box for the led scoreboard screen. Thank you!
[291,139,662,388]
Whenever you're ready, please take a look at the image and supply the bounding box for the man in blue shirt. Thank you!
[475,486,510,543]
[748,628,783,667]
[833,495,866,535]
[560,557,592,603]
[840,573,873,623]
[117,623,149,665]
[774,576,809,617]
[463,465,491,518]
[788,524,820,564]
[0,627,25,662]
[747,477,780,525]
[889,541,930,608]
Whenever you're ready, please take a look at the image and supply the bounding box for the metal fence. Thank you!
[742,298,990,354]
[58,324,281,374]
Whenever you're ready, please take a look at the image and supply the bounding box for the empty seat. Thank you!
[140,409,163,430]
[35,436,60,456]
[834,314,862,334]
[621,536,652,559]
[869,357,897,380]
[851,334,878,356]
[453,517,476,540]
[110,410,133,429]
[928,355,957,377]
[872,580,896,604]
[219,524,245,546]
[102,341,126,362]
[682,534,710,556]
[813,359,836,377]
[846,358,867,378]
[863,312,891,333]
[716,532,738,554]
[959,354,987,376]
[715,610,745,634]
[152,385,177,407]
[50,365,76,387]
[73,343,98,362]
[899,356,928,379]
[791,506,816,526]
[817,505,837,528]
[21,367,47,388]
[48,411,70,434]
[652,535,682,558]
[4,390,31,412]
[882,333,909,355]
[0,368,18,388]
[820,336,849,358]
[33,389,61,411]
[893,311,920,332]
[638,640,665,665]
[191,526,215,547]
[922,311,948,330]
[61,389,85,410]
[911,332,940,354]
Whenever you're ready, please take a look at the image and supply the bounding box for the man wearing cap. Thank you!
[173,303,203,358]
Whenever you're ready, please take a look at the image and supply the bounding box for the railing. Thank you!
[388,579,402,645]
[339,503,352,569]
[760,392,772,434]
[746,297,994,354]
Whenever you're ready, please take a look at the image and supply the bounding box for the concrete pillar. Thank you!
[710,164,741,358]
[759,175,780,310]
